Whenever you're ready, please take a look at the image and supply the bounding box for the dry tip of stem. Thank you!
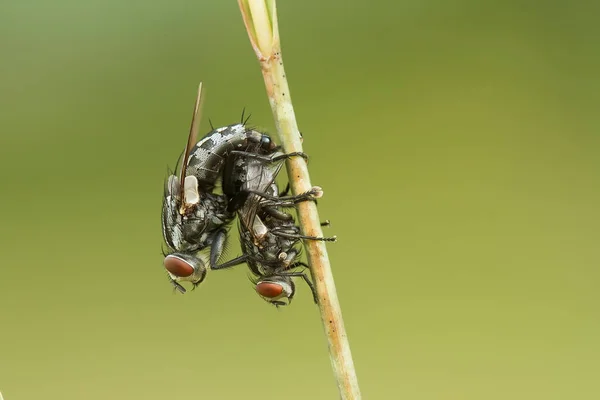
[238,0,279,60]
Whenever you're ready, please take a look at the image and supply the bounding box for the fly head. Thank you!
[255,276,296,306]
[164,253,208,293]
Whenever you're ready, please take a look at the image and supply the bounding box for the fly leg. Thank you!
[288,261,309,269]
[264,183,322,207]
[209,229,228,268]
[263,206,293,222]
[212,254,249,270]
[270,226,337,242]
[169,276,187,294]
[265,186,331,225]
[278,271,318,304]
[245,186,322,205]
[271,152,309,163]
[261,201,332,225]
[229,150,308,164]
[279,183,290,197]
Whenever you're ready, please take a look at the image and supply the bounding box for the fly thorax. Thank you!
[182,209,207,240]
[198,232,209,244]
[276,236,296,251]
[210,215,224,225]
[244,242,261,259]
[261,249,280,263]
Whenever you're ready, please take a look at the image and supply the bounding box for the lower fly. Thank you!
[214,140,336,306]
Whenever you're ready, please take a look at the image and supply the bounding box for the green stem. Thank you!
[238,1,362,399]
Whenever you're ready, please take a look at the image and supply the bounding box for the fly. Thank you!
[214,141,336,306]
[161,84,304,293]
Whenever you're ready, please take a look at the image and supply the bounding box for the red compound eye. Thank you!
[256,281,284,298]
[164,255,194,277]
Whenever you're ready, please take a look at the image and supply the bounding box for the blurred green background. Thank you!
[1,1,598,399]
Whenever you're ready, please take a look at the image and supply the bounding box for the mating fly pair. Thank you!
[161,83,335,306]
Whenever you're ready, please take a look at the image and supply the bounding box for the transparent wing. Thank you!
[237,153,284,238]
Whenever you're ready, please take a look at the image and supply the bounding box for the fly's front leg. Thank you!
[271,151,309,163]
[212,255,249,270]
[279,271,318,304]
[270,227,337,242]
[170,278,187,294]
[229,150,309,164]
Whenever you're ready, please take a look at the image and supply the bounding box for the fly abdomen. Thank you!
[186,124,277,191]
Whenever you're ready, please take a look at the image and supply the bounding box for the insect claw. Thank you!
[310,186,323,198]
[172,283,186,294]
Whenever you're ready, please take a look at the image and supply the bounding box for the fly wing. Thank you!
[179,82,204,212]
[162,83,204,250]
[237,153,284,240]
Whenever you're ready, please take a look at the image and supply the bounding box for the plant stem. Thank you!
[238,1,362,399]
